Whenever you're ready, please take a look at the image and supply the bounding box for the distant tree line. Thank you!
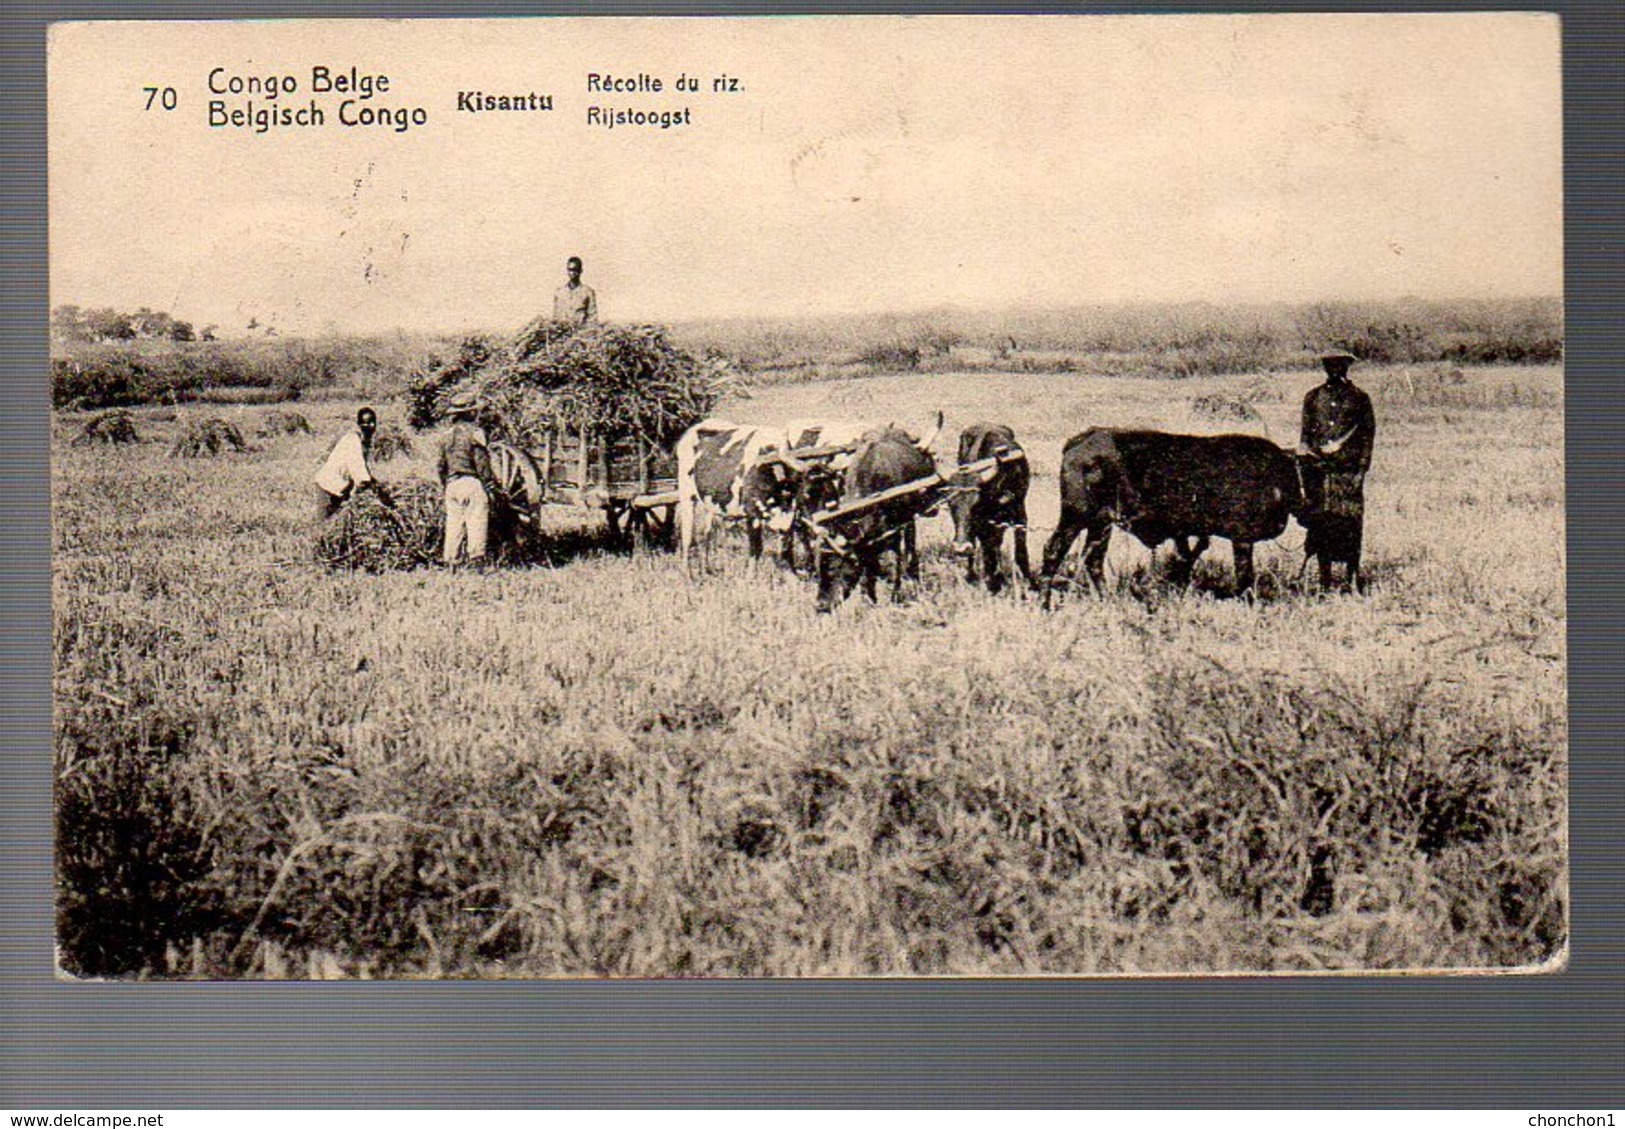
[52,304,217,345]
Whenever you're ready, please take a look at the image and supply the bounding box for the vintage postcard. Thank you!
[49,15,1565,978]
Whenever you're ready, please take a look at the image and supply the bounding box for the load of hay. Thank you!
[170,418,250,458]
[71,410,140,447]
[407,318,733,448]
[256,410,311,437]
[314,482,443,572]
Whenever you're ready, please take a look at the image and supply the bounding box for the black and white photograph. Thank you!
[49,14,1567,979]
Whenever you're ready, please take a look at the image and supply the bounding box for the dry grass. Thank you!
[51,364,1566,978]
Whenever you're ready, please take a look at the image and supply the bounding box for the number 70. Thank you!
[143,86,178,110]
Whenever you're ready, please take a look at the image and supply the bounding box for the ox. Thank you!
[767,419,878,570]
[799,427,939,613]
[945,423,1034,595]
[673,419,791,565]
[1039,429,1305,603]
[769,415,943,573]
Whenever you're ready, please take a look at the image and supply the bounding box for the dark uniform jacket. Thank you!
[1300,379,1376,474]
[1300,377,1376,567]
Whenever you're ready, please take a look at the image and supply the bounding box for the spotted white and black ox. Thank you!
[675,416,938,568]
[674,420,789,565]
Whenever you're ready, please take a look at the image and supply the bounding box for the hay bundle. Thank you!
[314,482,442,571]
[369,422,413,462]
[256,410,311,437]
[170,418,249,458]
[408,319,733,448]
[72,410,140,447]
[1190,394,1262,423]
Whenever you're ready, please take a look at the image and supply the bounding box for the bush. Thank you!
[854,341,923,371]
[673,298,1562,379]
[51,336,443,411]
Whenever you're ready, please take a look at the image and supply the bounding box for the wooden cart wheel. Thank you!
[488,441,541,514]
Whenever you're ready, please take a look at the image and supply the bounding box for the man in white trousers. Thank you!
[437,391,493,566]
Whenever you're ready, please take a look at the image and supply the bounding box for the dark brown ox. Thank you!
[802,428,938,613]
[1040,429,1305,603]
[946,423,1034,594]
[774,414,943,576]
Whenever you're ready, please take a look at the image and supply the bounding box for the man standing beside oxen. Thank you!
[438,391,494,567]
[1299,351,1377,593]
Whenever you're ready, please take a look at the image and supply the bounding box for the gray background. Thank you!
[4,0,1621,1109]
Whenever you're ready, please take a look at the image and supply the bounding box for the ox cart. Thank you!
[487,425,681,550]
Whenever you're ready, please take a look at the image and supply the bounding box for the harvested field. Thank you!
[51,364,1566,979]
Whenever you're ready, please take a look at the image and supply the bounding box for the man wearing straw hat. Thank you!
[437,390,493,566]
[313,406,378,523]
[553,255,598,326]
[1298,351,1377,593]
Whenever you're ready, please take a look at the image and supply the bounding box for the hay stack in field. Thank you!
[407,318,733,448]
[256,410,311,437]
[369,422,414,461]
[314,481,443,571]
[71,410,140,447]
[1189,394,1262,424]
[170,418,250,458]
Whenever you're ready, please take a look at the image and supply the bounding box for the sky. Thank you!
[49,15,1563,336]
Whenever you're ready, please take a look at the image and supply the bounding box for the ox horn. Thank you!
[917,410,945,454]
